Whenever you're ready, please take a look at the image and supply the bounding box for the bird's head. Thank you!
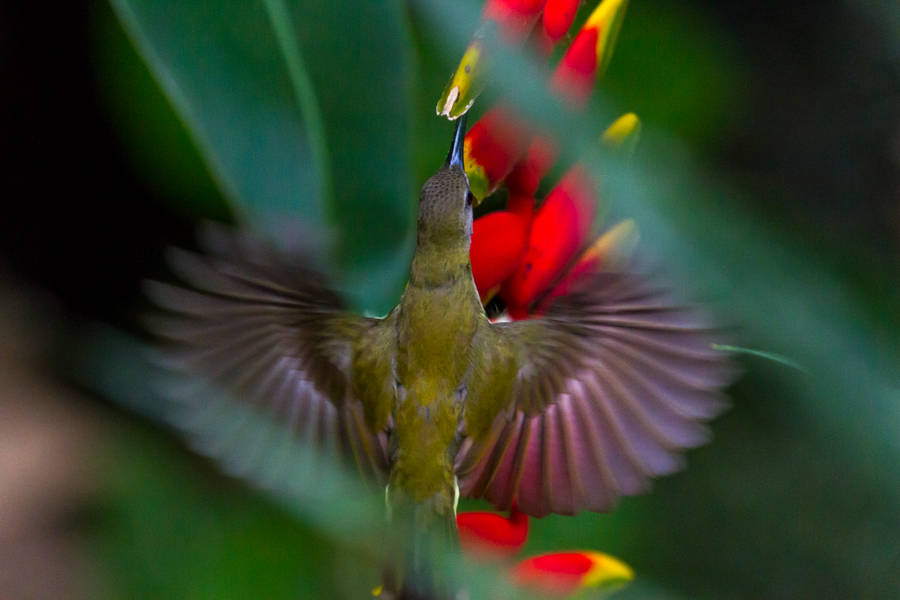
[416,115,473,248]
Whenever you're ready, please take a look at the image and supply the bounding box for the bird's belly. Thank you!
[390,417,457,503]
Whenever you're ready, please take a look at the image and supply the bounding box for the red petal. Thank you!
[536,219,637,313]
[510,552,594,595]
[457,504,529,560]
[550,25,600,106]
[465,105,532,200]
[505,136,558,197]
[483,0,547,40]
[492,0,547,14]
[506,193,536,220]
[542,0,580,41]
[470,211,531,301]
[500,166,596,313]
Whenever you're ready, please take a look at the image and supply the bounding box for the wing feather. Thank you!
[459,269,736,516]
[147,224,391,487]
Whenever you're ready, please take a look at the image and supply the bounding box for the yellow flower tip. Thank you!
[371,583,383,597]
[580,551,635,591]
[463,138,491,202]
[601,112,641,151]
[582,219,639,267]
[436,42,483,119]
[584,0,631,80]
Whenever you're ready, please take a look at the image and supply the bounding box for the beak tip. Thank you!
[446,112,468,169]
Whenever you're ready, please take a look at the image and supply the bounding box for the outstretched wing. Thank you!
[146,224,392,485]
[457,269,736,516]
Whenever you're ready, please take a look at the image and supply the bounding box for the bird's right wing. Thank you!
[458,269,736,517]
[146,224,393,486]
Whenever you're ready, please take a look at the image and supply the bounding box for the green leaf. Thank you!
[271,0,417,312]
[93,1,229,221]
[109,0,415,312]
[108,0,325,228]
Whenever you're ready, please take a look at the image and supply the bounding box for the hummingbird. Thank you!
[148,116,733,597]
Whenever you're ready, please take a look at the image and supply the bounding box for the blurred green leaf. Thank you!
[92,422,347,599]
[77,327,386,545]
[108,0,415,312]
[92,0,229,220]
[273,0,416,312]
[601,0,744,148]
[107,0,325,229]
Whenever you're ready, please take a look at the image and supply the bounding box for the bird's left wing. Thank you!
[146,224,393,486]
[458,270,736,517]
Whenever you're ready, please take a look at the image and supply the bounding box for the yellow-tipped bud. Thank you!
[582,219,638,268]
[602,112,641,156]
[583,0,631,81]
[580,551,635,592]
[436,42,483,120]
[511,550,635,596]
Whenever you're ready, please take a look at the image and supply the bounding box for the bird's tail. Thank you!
[379,491,459,600]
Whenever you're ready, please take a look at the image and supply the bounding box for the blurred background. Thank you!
[1,0,898,598]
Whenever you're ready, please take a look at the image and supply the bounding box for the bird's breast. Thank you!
[397,282,480,389]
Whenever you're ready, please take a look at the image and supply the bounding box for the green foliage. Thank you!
[93,0,228,220]
[107,0,415,312]
[601,0,744,148]
[92,422,341,599]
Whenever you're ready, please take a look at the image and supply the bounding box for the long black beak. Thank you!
[444,112,467,170]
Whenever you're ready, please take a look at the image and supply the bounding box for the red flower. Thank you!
[542,0,580,43]
[457,502,529,559]
[500,164,596,318]
[470,198,532,303]
[511,551,633,596]
[440,0,639,320]
[456,505,634,597]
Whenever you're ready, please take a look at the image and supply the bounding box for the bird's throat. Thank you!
[408,241,471,290]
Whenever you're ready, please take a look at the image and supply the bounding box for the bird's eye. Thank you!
[466,192,474,206]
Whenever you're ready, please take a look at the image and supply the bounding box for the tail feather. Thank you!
[380,492,459,600]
